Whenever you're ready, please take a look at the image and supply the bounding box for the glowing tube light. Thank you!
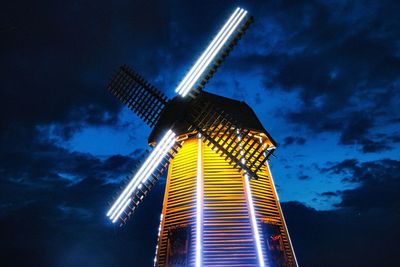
[175,7,240,95]
[180,9,247,97]
[107,130,175,219]
[110,135,176,222]
[175,7,241,95]
[243,173,265,267]
[107,130,176,222]
[180,8,244,97]
[179,9,246,97]
[109,142,175,222]
[176,8,248,97]
[196,135,203,267]
[110,134,176,222]
[239,135,265,267]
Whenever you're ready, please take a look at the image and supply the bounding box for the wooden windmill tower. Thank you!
[105,7,298,267]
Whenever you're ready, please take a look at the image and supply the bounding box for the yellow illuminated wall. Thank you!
[155,136,297,267]
[156,138,197,266]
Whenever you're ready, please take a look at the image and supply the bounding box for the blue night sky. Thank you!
[1,1,399,266]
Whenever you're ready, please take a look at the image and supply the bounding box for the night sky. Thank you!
[1,0,399,266]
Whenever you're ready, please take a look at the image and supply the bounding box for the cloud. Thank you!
[282,158,400,266]
[0,137,163,267]
[282,136,306,146]
[358,138,393,153]
[319,191,340,198]
[282,200,399,267]
[0,173,166,267]
[0,140,136,189]
[335,159,400,211]
[298,174,311,180]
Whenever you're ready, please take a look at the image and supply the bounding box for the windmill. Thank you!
[105,7,298,267]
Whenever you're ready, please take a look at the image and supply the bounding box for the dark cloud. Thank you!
[358,138,392,153]
[321,158,400,213]
[0,140,137,189]
[0,169,165,267]
[319,191,340,198]
[284,158,400,266]
[298,174,311,180]
[0,138,161,267]
[333,159,400,212]
[339,112,374,145]
[339,113,398,153]
[282,136,306,147]
[283,200,400,267]
[322,159,358,176]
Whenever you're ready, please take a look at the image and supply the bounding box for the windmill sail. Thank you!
[188,99,274,179]
[108,65,168,127]
[107,130,182,225]
[175,7,253,98]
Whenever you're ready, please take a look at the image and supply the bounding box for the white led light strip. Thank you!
[107,130,177,223]
[196,134,203,267]
[107,130,175,220]
[238,134,265,267]
[180,9,247,97]
[243,172,265,267]
[175,7,240,95]
[176,7,248,97]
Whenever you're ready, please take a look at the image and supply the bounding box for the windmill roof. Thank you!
[201,92,277,146]
[148,91,277,147]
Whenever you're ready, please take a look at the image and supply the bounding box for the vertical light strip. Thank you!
[175,7,241,95]
[239,133,265,267]
[196,134,203,267]
[243,173,265,267]
[180,9,247,97]
[266,161,299,266]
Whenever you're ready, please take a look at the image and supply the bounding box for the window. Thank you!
[261,222,287,267]
[166,225,191,267]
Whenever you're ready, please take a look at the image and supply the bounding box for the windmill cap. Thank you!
[148,91,277,147]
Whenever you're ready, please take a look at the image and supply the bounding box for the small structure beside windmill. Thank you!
[105,7,298,267]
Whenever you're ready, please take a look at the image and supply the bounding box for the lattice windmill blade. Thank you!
[107,130,182,226]
[175,7,253,99]
[187,99,275,180]
[108,65,168,127]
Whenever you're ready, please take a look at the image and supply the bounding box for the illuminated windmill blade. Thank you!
[106,130,182,226]
[175,7,253,98]
[188,100,274,179]
[108,65,168,127]
[196,16,253,94]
